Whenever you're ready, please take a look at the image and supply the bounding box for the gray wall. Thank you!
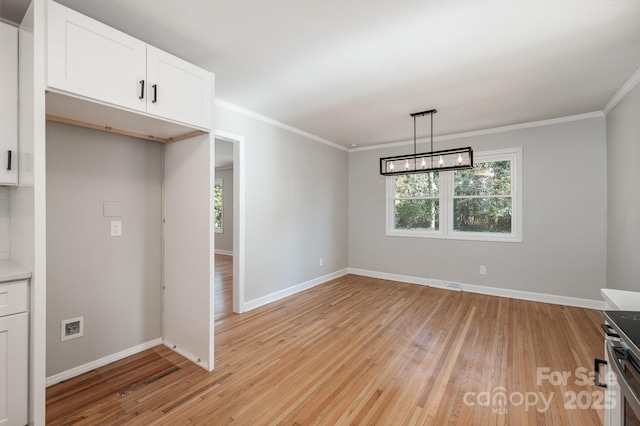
[214,167,233,253]
[216,105,349,303]
[46,122,163,376]
[349,117,607,301]
[0,188,9,259]
[606,82,640,292]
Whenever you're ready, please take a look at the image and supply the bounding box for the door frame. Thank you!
[214,130,245,313]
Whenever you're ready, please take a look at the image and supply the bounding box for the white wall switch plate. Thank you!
[480,265,486,275]
[110,220,122,237]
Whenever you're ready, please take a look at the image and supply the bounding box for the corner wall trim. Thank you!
[244,268,349,311]
[45,338,163,387]
[215,98,348,152]
[348,268,605,310]
[603,66,640,115]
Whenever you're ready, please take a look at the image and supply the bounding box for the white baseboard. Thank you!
[244,268,349,311]
[460,283,605,310]
[348,268,431,287]
[214,249,233,256]
[348,268,605,310]
[45,338,163,387]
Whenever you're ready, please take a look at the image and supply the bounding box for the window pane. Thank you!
[454,160,511,196]
[214,184,222,229]
[395,173,439,198]
[453,198,511,233]
[394,199,439,230]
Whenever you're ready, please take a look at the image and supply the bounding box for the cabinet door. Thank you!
[47,0,147,113]
[0,313,28,426]
[0,23,18,185]
[146,46,212,131]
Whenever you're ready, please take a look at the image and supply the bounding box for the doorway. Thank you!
[214,131,245,316]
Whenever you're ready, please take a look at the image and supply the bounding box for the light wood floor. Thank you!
[47,272,605,425]
[214,254,234,322]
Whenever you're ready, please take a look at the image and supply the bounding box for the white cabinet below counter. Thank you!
[47,0,213,134]
[0,279,29,426]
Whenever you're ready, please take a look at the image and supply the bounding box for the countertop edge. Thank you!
[601,288,640,311]
[0,259,32,283]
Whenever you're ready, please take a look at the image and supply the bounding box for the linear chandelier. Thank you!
[379,109,473,176]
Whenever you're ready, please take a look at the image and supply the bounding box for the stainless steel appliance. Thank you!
[597,311,640,426]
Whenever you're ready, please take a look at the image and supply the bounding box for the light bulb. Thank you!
[457,154,463,164]
[405,160,410,169]
[438,156,444,166]
[389,162,394,170]
[421,158,426,168]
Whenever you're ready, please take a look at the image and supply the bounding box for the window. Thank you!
[214,178,223,233]
[387,148,521,242]
[392,172,440,231]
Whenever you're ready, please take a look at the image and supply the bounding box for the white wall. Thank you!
[45,121,163,376]
[214,167,233,253]
[215,104,349,303]
[606,81,640,292]
[349,117,607,301]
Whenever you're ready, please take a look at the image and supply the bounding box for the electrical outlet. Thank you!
[110,220,122,237]
[319,258,324,267]
[61,316,84,341]
[480,265,487,275]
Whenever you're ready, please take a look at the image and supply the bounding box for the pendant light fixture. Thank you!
[379,109,473,176]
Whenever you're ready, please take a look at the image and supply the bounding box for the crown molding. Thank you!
[214,98,348,152]
[214,97,611,154]
[603,66,640,115]
[349,111,604,152]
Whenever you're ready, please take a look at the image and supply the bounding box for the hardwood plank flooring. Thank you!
[47,274,605,425]
[215,254,234,322]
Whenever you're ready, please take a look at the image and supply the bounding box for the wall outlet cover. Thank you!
[61,316,84,342]
[110,220,122,237]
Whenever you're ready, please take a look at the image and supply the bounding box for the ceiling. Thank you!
[4,1,640,148]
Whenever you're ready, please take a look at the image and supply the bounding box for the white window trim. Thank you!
[214,178,223,233]
[386,147,522,243]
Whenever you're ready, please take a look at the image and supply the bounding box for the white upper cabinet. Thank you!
[47,1,147,113]
[0,22,18,185]
[146,46,212,131]
[46,0,212,132]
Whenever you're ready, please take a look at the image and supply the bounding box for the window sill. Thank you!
[387,229,521,243]
[214,228,222,234]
